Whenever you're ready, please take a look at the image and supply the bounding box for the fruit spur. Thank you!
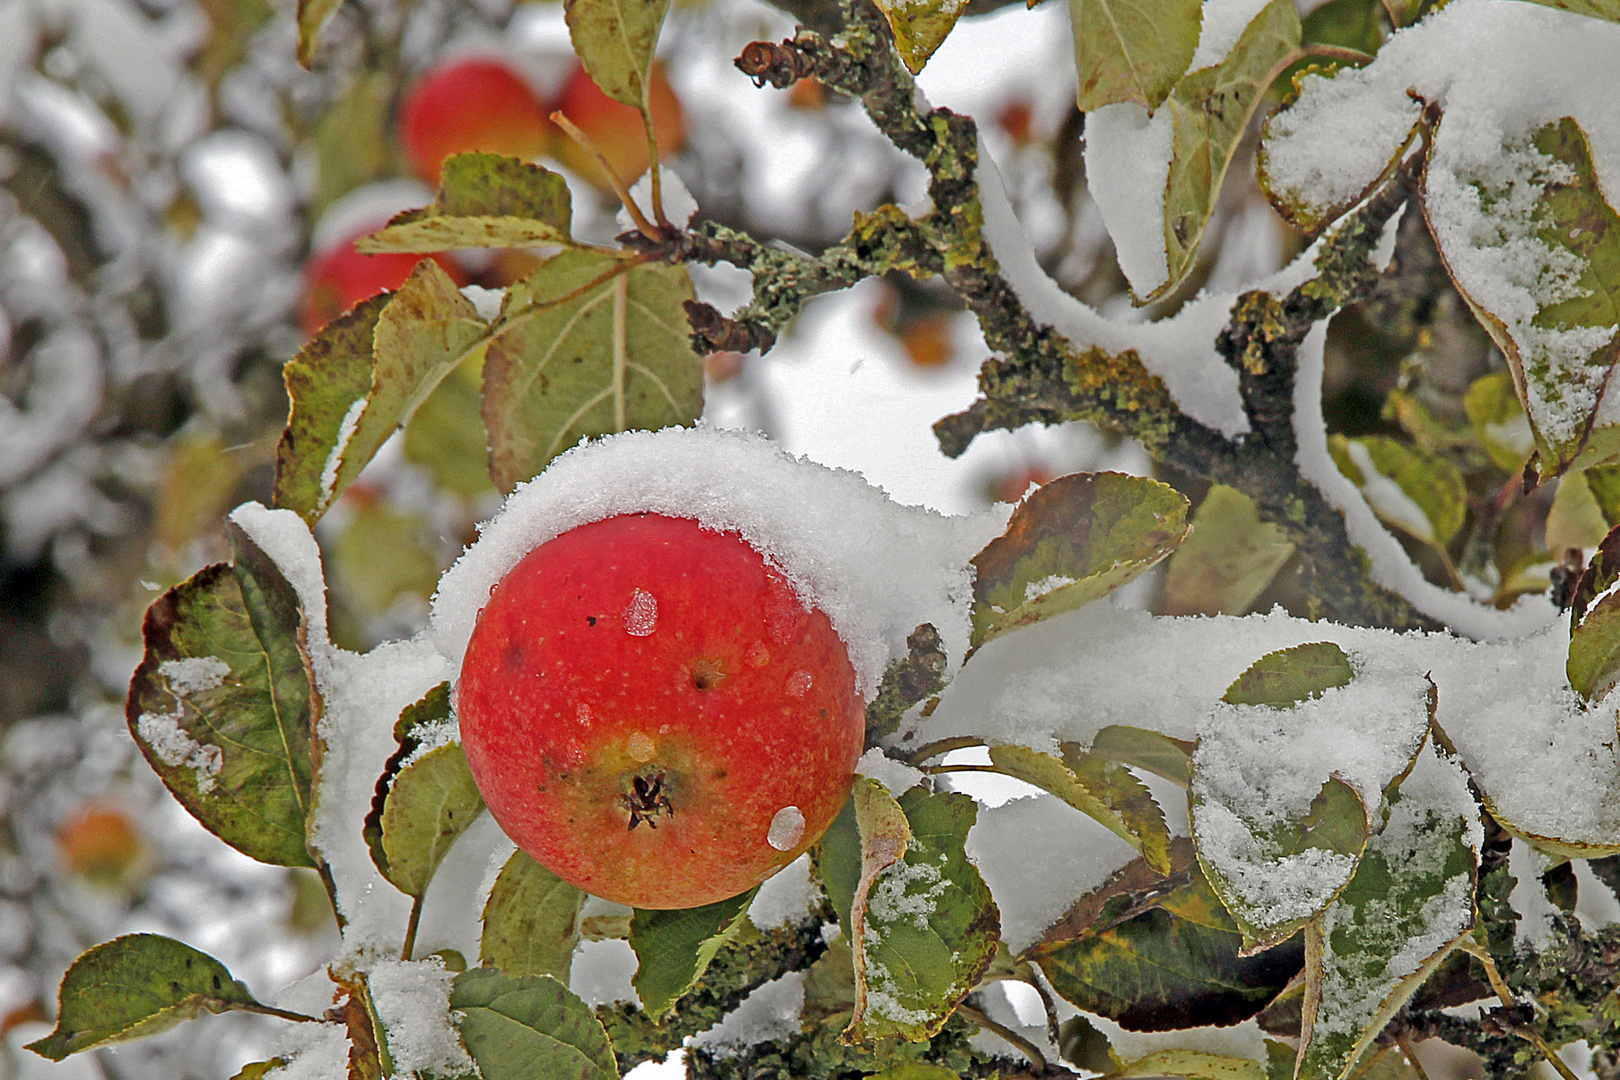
[456,512,865,909]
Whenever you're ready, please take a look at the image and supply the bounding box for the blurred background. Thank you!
[0,0,1522,1073]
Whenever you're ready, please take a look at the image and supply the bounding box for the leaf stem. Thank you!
[612,272,629,430]
[1297,43,1377,67]
[551,111,660,241]
[1395,1036,1433,1080]
[235,1002,323,1023]
[902,735,986,767]
[401,894,424,962]
[956,1002,1057,1075]
[640,102,666,227]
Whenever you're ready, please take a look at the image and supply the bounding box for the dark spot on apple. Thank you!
[504,640,526,669]
[692,657,726,691]
[586,616,597,626]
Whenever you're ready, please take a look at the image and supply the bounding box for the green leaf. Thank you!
[988,744,1171,873]
[1222,642,1354,707]
[1514,0,1620,21]
[1301,0,1383,54]
[1447,118,1620,478]
[1583,463,1620,525]
[875,0,967,74]
[1327,435,1467,546]
[1567,523,1620,702]
[379,742,486,898]
[817,792,862,932]
[228,1061,286,1080]
[481,850,587,981]
[564,0,672,110]
[1298,748,1478,1080]
[275,259,487,523]
[294,0,340,68]
[364,682,450,880]
[26,935,270,1060]
[1114,1050,1266,1080]
[629,889,757,1018]
[1157,0,1300,300]
[1068,0,1202,113]
[312,71,393,215]
[450,969,617,1080]
[1462,371,1535,473]
[1089,725,1194,787]
[358,154,574,252]
[482,250,703,492]
[1162,484,1295,616]
[847,782,999,1042]
[126,522,316,868]
[403,351,497,498]
[1030,844,1304,1030]
[328,504,441,621]
[971,472,1189,648]
[1546,469,1612,554]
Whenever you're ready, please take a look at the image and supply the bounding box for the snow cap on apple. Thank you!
[433,427,1005,908]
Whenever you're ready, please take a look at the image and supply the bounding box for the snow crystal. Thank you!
[368,957,474,1078]
[413,812,511,963]
[158,655,230,695]
[319,398,367,509]
[964,794,1134,953]
[866,843,950,931]
[691,972,805,1051]
[767,805,806,851]
[1191,647,1432,929]
[1022,574,1075,604]
[262,1022,351,1080]
[621,587,658,637]
[748,853,815,930]
[135,709,223,792]
[855,748,924,796]
[1084,103,1173,297]
[618,166,699,231]
[429,427,1005,698]
[398,716,459,769]
[1507,839,1559,951]
[1189,0,1273,72]
[784,670,814,698]
[1090,1015,1269,1064]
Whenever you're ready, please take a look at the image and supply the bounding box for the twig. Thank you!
[551,111,660,241]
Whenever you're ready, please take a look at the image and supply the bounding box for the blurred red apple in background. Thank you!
[398,56,554,185]
[550,60,686,190]
[300,229,467,336]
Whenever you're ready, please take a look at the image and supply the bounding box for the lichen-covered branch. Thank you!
[673,0,1438,631]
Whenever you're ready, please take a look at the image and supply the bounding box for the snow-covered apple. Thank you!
[456,512,864,909]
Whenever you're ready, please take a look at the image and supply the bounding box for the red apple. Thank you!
[398,56,554,185]
[456,513,864,909]
[56,802,146,885]
[550,60,686,190]
[300,230,466,336]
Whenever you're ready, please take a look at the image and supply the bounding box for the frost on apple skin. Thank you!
[430,426,1008,700]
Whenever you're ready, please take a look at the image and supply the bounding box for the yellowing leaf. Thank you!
[482,250,703,492]
[1327,434,1468,546]
[358,153,573,252]
[564,0,672,110]
[1069,0,1202,113]
[1163,484,1295,616]
[989,744,1171,872]
[295,0,340,68]
[876,0,968,74]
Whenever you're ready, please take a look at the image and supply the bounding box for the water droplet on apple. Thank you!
[575,703,592,725]
[626,732,655,762]
[767,805,805,851]
[745,642,771,667]
[785,670,813,698]
[621,588,658,636]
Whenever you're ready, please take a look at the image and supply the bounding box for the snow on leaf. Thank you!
[275,260,487,523]
[481,251,703,492]
[629,888,757,1018]
[1162,484,1296,617]
[1297,745,1479,1080]
[481,850,586,981]
[450,969,617,1080]
[1156,0,1301,301]
[1068,0,1202,113]
[564,0,671,111]
[126,522,316,868]
[1327,435,1468,546]
[1194,645,1431,950]
[356,153,575,252]
[847,782,999,1042]
[1028,839,1304,1030]
[988,744,1172,873]
[1428,117,1620,478]
[971,472,1189,649]
[25,935,270,1060]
